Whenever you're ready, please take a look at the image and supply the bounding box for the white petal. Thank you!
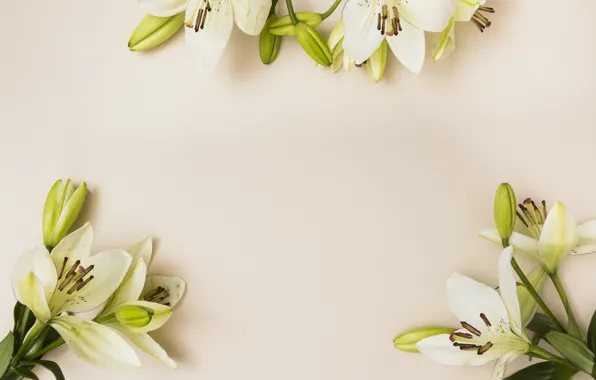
[51,250,132,314]
[498,247,523,336]
[142,275,186,307]
[446,273,508,335]
[454,0,480,22]
[51,223,93,272]
[14,273,51,323]
[12,245,57,303]
[231,0,271,35]
[102,260,148,315]
[491,351,521,380]
[399,0,458,32]
[386,19,425,73]
[139,0,187,17]
[328,21,345,51]
[50,316,140,368]
[185,0,234,69]
[517,266,548,326]
[432,18,455,61]
[342,0,384,63]
[125,332,177,369]
[574,220,596,255]
[127,236,153,269]
[479,229,540,261]
[366,39,387,82]
[113,301,173,334]
[539,202,579,270]
[416,334,498,366]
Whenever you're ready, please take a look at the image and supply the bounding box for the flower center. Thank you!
[57,257,95,295]
[449,313,494,355]
[472,6,495,33]
[376,2,402,37]
[143,286,171,306]
[517,198,548,239]
[185,0,213,33]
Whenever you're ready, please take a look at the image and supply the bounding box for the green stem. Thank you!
[23,338,65,361]
[11,323,46,364]
[285,0,298,24]
[510,257,565,332]
[269,0,279,16]
[321,0,343,20]
[529,346,577,369]
[550,272,586,342]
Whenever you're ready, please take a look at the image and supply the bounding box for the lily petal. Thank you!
[142,275,186,308]
[491,351,521,380]
[102,260,148,315]
[416,333,500,366]
[14,273,51,323]
[539,202,579,271]
[498,247,523,337]
[51,250,132,315]
[50,316,140,368]
[342,0,385,63]
[385,19,425,73]
[366,39,387,82]
[573,220,596,255]
[12,245,57,303]
[517,266,548,326]
[399,0,458,32]
[127,236,153,270]
[328,21,345,51]
[125,332,177,369]
[138,0,188,17]
[453,0,480,22]
[51,223,93,272]
[446,273,508,337]
[479,229,540,261]
[185,0,234,69]
[231,0,271,35]
[432,17,455,61]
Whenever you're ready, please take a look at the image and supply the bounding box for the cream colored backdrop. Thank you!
[1,0,596,379]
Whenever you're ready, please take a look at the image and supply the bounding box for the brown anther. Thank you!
[377,13,382,30]
[206,0,212,11]
[58,257,68,280]
[381,18,386,35]
[516,210,529,227]
[478,6,495,13]
[477,342,493,355]
[480,313,491,327]
[453,332,474,340]
[382,5,388,19]
[195,9,204,32]
[454,343,481,351]
[461,322,482,336]
[542,200,548,218]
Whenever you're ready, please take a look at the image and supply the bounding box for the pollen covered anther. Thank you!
[480,313,491,327]
[472,6,495,33]
[477,342,493,355]
[461,321,482,336]
[187,0,212,33]
[377,3,401,36]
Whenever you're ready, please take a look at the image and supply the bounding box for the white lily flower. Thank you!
[480,200,596,273]
[12,223,139,368]
[342,0,457,73]
[416,247,530,380]
[432,0,494,60]
[328,21,387,82]
[97,236,186,369]
[139,0,271,69]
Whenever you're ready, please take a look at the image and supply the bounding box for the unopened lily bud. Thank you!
[128,13,185,52]
[116,305,154,328]
[260,15,281,64]
[295,23,332,67]
[43,179,87,249]
[328,21,345,72]
[494,183,517,246]
[268,12,323,36]
[393,327,455,353]
[546,331,594,374]
[366,40,388,82]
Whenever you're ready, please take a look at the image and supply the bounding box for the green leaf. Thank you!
[13,303,35,354]
[14,368,38,380]
[20,361,64,380]
[0,332,14,376]
[587,309,596,352]
[505,361,577,380]
[528,313,557,336]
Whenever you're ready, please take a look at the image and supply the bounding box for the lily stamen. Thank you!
[461,321,482,336]
[480,313,491,327]
[186,0,212,33]
[58,260,81,291]
[477,342,493,355]
[472,6,495,33]
[516,199,548,239]
[143,286,170,304]
[377,2,401,36]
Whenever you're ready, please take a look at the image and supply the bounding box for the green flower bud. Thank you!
[546,331,594,374]
[260,16,281,64]
[129,13,185,52]
[494,183,517,246]
[295,23,332,67]
[393,327,455,353]
[268,12,323,36]
[116,305,155,328]
[43,179,87,249]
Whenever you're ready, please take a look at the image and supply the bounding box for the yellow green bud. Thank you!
[260,16,282,64]
[128,13,185,52]
[546,331,594,374]
[268,12,322,36]
[366,40,388,82]
[393,327,455,353]
[295,23,332,67]
[116,305,154,328]
[494,183,517,245]
[43,179,87,249]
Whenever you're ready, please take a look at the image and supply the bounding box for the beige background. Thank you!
[1,0,596,378]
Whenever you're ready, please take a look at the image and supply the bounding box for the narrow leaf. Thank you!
[0,332,14,376]
[527,313,557,336]
[587,309,596,352]
[14,368,39,380]
[13,303,35,353]
[20,360,64,380]
[505,361,577,380]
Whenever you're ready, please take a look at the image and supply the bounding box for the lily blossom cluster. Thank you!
[0,179,186,379]
[127,0,496,82]
[394,183,596,379]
